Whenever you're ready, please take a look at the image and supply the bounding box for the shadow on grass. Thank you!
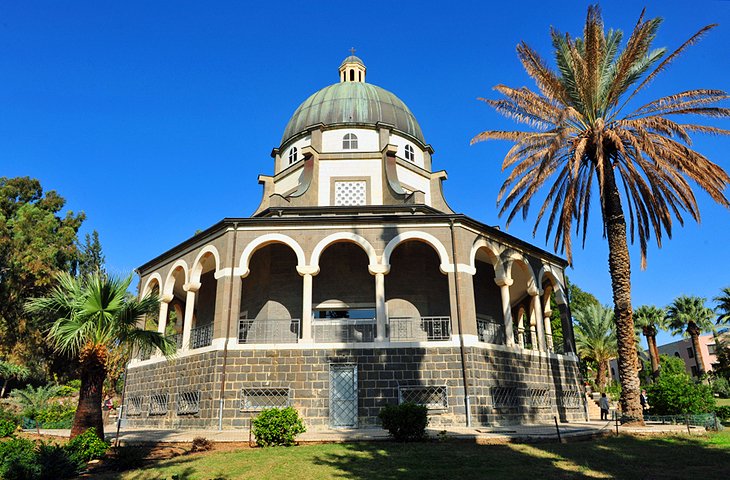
[311,434,730,480]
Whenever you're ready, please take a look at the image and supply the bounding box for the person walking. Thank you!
[599,393,610,421]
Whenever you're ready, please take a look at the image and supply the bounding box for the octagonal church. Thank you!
[125,56,587,429]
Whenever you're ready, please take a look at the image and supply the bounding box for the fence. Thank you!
[389,316,451,342]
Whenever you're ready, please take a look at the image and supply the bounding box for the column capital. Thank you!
[183,282,201,293]
[527,286,543,297]
[494,276,513,287]
[296,265,320,276]
[160,293,174,304]
[368,264,390,275]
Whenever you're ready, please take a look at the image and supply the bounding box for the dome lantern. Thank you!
[339,48,366,83]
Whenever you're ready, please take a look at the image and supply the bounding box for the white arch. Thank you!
[469,238,506,278]
[504,252,538,294]
[141,273,163,297]
[189,245,222,284]
[163,259,189,297]
[538,263,566,304]
[238,233,306,277]
[382,231,450,272]
[310,232,378,269]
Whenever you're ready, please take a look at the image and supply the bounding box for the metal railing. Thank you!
[313,318,375,343]
[477,318,506,345]
[238,318,300,344]
[170,333,183,349]
[389,316,451,342]
[190,323,213,349]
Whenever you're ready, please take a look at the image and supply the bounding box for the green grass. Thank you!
[717,398,730,407]
[96,432,730,480]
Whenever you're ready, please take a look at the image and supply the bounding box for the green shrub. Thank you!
[37,442,84,479]
[65,428,110,462]
[0,418,17,437]
[0,437,41,480]
[251,407,306,447]
[646,373,716,415]
[378,403,429,442]
[35,401,76,429]
[716,405,730,421]
[604,381,621,400]
[711,376,730,398]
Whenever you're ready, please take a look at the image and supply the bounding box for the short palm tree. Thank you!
[26,272,175,438]
[666,295,715,376]
[633,305,666,379]
[0,359,30,397]
[472,5,730,420]
[9,384,64,434]
[574,304,617,390]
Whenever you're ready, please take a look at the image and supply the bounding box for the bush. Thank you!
[35,401,76,429]
[251,407,306,447]
[191,436,213,452]
[0,418,17,437]
[712,376,730,398]
[378,403,429,442]
[604,381,621,400]
[646,373,716,415]
[36,442,84,479]
[65,428,110,463]
[716,405,730,421]
[0,437,41,480]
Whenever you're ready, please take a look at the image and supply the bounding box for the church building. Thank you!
[124,56,587,429]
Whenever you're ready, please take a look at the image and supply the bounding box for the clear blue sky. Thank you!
[2,1,729,347]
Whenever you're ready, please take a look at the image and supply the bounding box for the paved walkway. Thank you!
[36,420,706,445]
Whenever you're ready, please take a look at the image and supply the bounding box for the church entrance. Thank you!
[329,364,358,428]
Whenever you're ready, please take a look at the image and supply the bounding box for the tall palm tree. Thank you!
[715,287,730,324]
[26,272,175,439]
[472,5,730,420]
[574,304,617,390]
[666,295,715,376]
[633,305,665,379]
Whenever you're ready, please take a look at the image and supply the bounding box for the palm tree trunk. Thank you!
[72,349,107,439]
[647,334,660,379]
[688,322,705,376]
[596,359,608,390]
[600,162,643,423]
[1,378,7,398]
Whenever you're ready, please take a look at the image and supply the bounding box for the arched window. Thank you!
[349,69,354,81]
[674,352,681,358]
[404,144,414,161]
[342,133,358,149]
[288,147,298,165]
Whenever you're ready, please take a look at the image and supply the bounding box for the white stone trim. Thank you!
[238,233,307,278]
[310,232,378,269]
[189,245,222,284]
[163,259,190,297]
[382,231,451,273]
[141,273,163,297]
[504,253,538,293]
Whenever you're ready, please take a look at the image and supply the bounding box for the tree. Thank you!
[715,287,730,325]
[634,305,666,379]
[574,304,617,390]
[0,359,30,397]
[666,296,715,376]
[25,272,175,439]
[472,5,730,421]
[76,230,105,278]
[9,384,64,434]
[0,177,85,375]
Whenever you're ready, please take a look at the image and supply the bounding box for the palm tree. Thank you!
[715,287,730,324]
[574,304,617,390]
[26,272,175,439]
[633,305,665,379]
[0,359,30,397]
[666,295,715,376]
[472,5,730,420]
[10,384,64,434]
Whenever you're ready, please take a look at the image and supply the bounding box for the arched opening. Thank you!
[166,266,187,349]
[349,69,354,81]
[509,259,538,350]
[541,279,560,353]
[472,248,504,344]
[190,253,217,349]
[139,279,161,360]
[313,242,375,342]
[385,240,450,341]
[239,243,302,344]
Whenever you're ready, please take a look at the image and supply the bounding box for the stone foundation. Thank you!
[124,344,586,430]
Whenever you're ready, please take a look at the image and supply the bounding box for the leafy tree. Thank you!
[26,272,175,439]
[658,353,688,377]
[666,296,715,376]
[574,304,617,390]
[645,371,715,415]
[76,230,105,278]
[0,359,30,397]
[9,384,64,434]
[634,305,666,379]
[566,278,601,314]
[0,177,85,375]
[472,5,730,421]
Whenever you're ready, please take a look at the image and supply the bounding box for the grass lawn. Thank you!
[717,398,730,407]
[95,431,730,480]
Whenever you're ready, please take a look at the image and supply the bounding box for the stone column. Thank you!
[297,265,318,343]
[369,265,389,342]
[495,276,515,347]
[543,298,553,352]
[181,282,200,352]
[157,295,172,335]
[530,289,546,351]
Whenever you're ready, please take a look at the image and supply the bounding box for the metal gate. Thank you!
[329,364,358,428]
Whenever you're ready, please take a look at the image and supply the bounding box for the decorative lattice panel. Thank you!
[127,396,143,416]
[399,385,448,409]
[176,391,201,415]
[240,388,290,411]
[149,394,169,415]
[334,181,366,206]
[560,390,582,409]
[529,388,551,408]
[491,386,520,408]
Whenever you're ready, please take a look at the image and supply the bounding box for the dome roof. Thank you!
[340,55,364,67]
[281,82,425,145]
